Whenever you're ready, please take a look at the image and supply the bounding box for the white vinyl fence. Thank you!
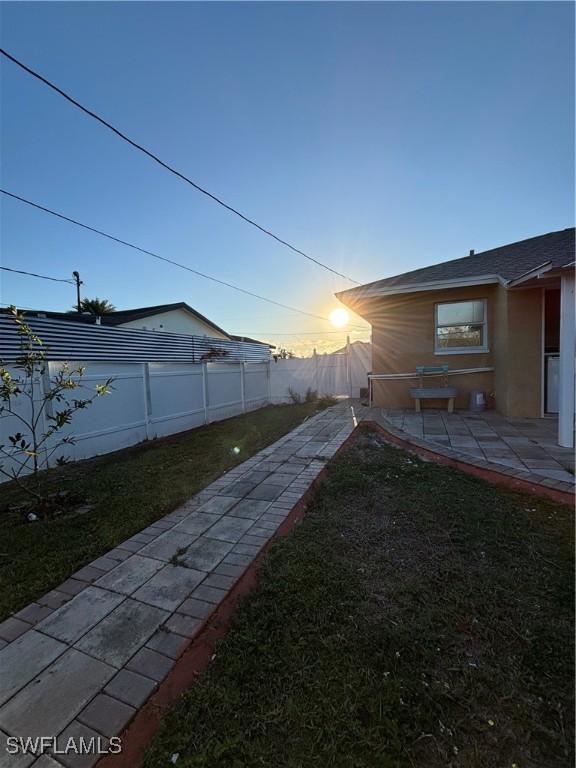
[0,315,370,480]
[0,360,270,478]
[269,344,370,403]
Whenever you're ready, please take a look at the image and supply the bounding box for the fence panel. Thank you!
[50,362,148,463]
[349,343,371,395]
[206,362,243,421]
[270,349,370,403]
[244,363,269,411]
[0,373,48,480]
[148,363,205,438]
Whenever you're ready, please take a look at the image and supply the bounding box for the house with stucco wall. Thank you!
[336,228,575,448]
[0,302,231,339]
[94,302,231,338]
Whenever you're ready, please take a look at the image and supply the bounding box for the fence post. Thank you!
[346,335,352,398]
[240,362,246,413]
[40,364,53,469]
[202,362,209,424]
[142,363,152,439]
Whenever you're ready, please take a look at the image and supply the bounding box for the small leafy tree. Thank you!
[0,307,113,510]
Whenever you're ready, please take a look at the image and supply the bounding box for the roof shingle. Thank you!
[337,228,575,300]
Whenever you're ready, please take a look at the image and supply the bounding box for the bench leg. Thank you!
[414,398,421,413]
[447,398,454,414]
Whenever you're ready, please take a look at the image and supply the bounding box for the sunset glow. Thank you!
[330,308,349,328]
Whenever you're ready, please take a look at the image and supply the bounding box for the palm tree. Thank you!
[76,297,116,315]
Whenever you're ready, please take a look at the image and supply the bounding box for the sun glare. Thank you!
[330,308,349,328]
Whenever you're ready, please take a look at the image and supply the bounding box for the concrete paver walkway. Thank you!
[0,403,362,768]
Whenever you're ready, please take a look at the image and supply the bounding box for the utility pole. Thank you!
[72,271,83,313]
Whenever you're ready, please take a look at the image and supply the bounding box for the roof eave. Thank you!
[507,260,576,289]
[112,303,231,339]
[336,274,504,304]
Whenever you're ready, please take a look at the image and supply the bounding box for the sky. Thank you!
[1,1,574,356]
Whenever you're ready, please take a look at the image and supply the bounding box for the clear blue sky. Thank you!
[1,1,574,354]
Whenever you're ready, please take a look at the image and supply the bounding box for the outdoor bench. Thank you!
[409,365,458,413]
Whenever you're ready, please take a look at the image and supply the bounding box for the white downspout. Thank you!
[558,271,575,448]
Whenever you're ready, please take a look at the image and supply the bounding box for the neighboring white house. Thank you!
[102,302,230,338]
[3,302,231,340]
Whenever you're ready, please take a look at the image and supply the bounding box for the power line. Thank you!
[0,265,75,284]
[1,189,367,327]
[237,329,369,335]
[0,48,360,285]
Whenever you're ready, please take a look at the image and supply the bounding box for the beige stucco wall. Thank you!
[500,288,542,417]
[367,286,495,410]
[492,284,509,414]
[118,308,229,339]
[362,284,542,416]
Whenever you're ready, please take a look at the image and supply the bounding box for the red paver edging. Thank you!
[97,428,360,768]
[362,420,574,506]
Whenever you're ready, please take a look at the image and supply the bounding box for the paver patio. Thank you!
[374,408,575,485]
[0,402,362,768]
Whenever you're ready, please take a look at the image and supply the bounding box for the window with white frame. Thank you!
[435,299,488,353]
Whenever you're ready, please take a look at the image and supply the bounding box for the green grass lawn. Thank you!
[144,428,574,768]
[0,403,325,620]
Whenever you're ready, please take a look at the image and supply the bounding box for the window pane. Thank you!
[437,301,484,325]
[436,324,484,348]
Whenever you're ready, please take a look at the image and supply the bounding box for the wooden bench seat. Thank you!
[409,365,458,413]
[409,386,458,413]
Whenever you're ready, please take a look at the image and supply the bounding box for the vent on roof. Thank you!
[469,249,475,257]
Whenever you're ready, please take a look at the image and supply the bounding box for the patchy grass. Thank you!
[144,429,574,768]
[0,403,324,620]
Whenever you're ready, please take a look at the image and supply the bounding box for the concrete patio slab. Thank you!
[220,479,260,497]
[31,756,62,768]
[132,565,205,611]
[0,649,115,738]
[226,498,271,520]
[36,588,124,645]
[374,408,574,485]
[94,555,164,596]
[177,597,213,619]
[0,631,66,707]
[145,629,189,660]
[137,530,197,562]
[0,617,38,644]
[247,484,283,501]
[125,648,173,682]
[54,720,106,768]
[103,670,157,709]
[196,496,239,515]
[178,536,234,570]
[78,693,136,738]
[0,733,35,767]
[174,511,221,536]
[75,600,169,667]
[205,516,254,543]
